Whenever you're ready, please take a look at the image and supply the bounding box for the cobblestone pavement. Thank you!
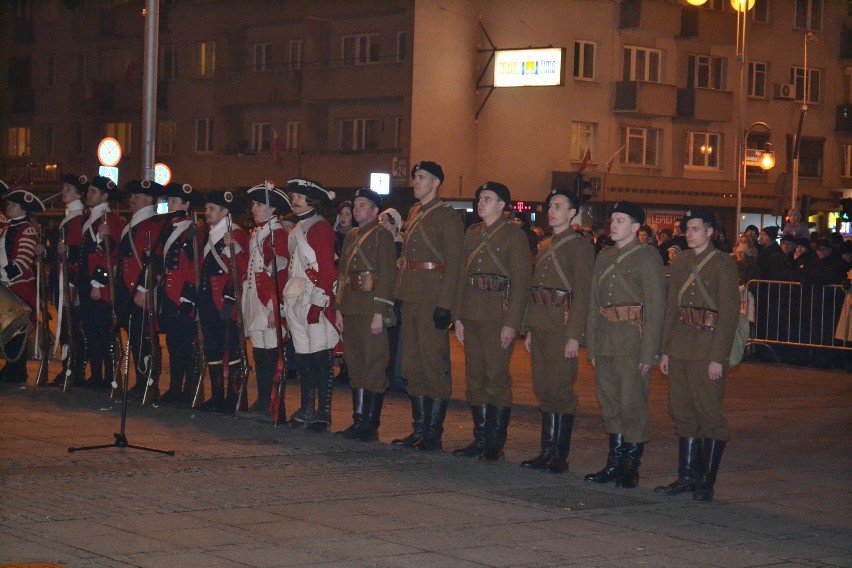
[0,340,850,567]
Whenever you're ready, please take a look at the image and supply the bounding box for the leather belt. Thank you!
[679,306,718,330]
[407,261,444,270]
[600,304,643,323]
[530,286,570,307]
[348,271,376,292]
[469,273,508,292]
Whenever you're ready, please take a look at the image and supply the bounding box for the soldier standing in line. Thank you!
[115,180,165,400]
[452,182,531,461]
[520,188,594,473]
[282,178,339,433]
[334,188,396,441]
[79,176,125,390]
[239,183,290,413]
[391,161,464,451]
[49,174,88,387]
[198,191,249,413]
[585,202,666,489]
[657,208,739,501]
[0,190,46,383]
[156,182,204,404]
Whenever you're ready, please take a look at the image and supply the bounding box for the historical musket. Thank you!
[227,215,251,416]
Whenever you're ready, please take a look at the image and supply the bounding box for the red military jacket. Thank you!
[57,201,85,286]
[118,209,164,294]
[201,220,249,316]
[1,216,38,309]
[81,205,126,305]
[158,214,198,311]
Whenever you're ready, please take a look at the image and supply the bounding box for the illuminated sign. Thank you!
[97,137,122,167]
[370,172,391,195]
[513,201,533,213]
[494,48,564,88]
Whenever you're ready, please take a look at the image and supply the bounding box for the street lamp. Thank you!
[740,121,776,231]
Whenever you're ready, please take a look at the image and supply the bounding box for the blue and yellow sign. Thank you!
[494,48,564,88]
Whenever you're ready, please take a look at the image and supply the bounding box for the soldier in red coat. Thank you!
[0,190,46,383]
[79,176,125,389]
[49,174,88,386]
[157,182,205,404]
[116,180,166,400]
[199,190,249,413]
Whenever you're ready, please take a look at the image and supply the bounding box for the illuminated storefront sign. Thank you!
[494,48,564,88]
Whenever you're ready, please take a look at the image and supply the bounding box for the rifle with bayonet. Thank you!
[58,235,79,392]
[102,215,124,399]
[34,228,52,387]
[190,212,208,408]
[141,231,161,406]
[227,216,250,416]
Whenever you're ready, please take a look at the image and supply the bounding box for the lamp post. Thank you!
[740,121,776,232]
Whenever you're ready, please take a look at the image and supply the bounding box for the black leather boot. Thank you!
[453,404,488,458]
[655,437,702,495]
[308,351,334,433]
[336,388,368,439]
[415,398,448,451]
[693,438,726,502]
[357,390,384,442]
[201,364,228,414]
[287,355,316,428]
[615,442,644,488]
[584,433,625,483]
[392,396,430,448]
[547,413,574,474]
[520,411,557,469]
[480,406,511,461]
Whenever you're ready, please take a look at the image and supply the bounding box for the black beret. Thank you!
[745,224,760,234]
[679,207,717,232]
[287,178,335,204]
[411,161,445,183]
[247,182,292,213]
[475,181,511,211]
[795,237,811,248]
[60,174,88,195]
[4,189,46,213]
[354,187,383,210]
[761,225,780,240]
[609,201,645,224]
[546,188,582,209]
[814,238,832,250]
[165,182,205,206]
[89,175,122,200]
[780,234,797,244]
[206,190,244,215]
[124,179,165,198]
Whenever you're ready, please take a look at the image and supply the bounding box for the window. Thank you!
[72,123,85,157]
[393,116,403,149]
[752,0,769,23]
[253,43,271,72]
[285,121,299,151]
[288,40,302,71]
[747,61,767,97]
[621,126,660,167]
[570,122,595,162]
[686,132,720,169]
[687,55,725,90]
[842,145,852,179]
[342,34,379,66]
[106,122,132,155]
[396,31,407,62]
[789,136,823,178]
[75,53,88,82]
[45,55,56,88]
[251,122,272,153]
[340,118,379,151]
[195,118,213,153]
[623,46,661,83]
[42,124,55,156]
[794,0,822,30]
[573,41,596,80]
[197,41,216,77]
[160,43,177,80]
[7,127,31,157]
[103,48,132,82]
[791,66,820,104]
[157,120,177,155]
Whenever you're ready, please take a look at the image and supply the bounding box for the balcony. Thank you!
[216,71,303,107]
[837,105,852,132]
[677,88,734,122]
[614,81,677,116]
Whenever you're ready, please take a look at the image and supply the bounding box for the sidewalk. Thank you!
[0,341,849,567]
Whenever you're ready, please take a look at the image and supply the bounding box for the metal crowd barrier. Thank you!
[744,280,852,360]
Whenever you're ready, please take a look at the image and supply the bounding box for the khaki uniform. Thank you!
[336,220,397,393]
[524,228,595,414]
[662,248,740,441]
[454,216,531,407]
[396,197,464,398]
[587,240,666,443]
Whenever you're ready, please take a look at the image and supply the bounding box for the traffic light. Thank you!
[840,197,852,222]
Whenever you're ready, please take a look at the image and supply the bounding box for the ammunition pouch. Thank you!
[600,304,644,323]
[678,306,718,330]
[469,273,509,292]
[348,271,377,292]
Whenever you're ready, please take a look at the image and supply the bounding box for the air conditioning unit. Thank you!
[774,82,796,100]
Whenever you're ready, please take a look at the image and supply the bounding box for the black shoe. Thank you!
[655,437,702,496]
[480,406,511,461]
[453,404,488,458]
[546,413,574,474]
[520,412,557,469]
[693,439,726,502]
[413,398,448,452]
[614,442,644,488]
[392,396,430,448]
[585,433,625,483]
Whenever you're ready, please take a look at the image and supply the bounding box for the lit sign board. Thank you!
[370,172,391,195]
[494,48,565,88]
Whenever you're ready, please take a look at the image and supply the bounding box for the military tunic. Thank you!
[335,219,396,393]
[662,247,739,441]
[454,215,531,407]
[587,240,666,443]
[524,228,595,414]
[396,197,464,398]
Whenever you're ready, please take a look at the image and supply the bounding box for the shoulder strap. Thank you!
[677,250,719,309]
[343,225,379,273]
[544,232,581,291]
[404,201,448,264]
[466,222,509,273]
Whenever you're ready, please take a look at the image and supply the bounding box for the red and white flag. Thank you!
[578,148,591,173]
[603,145,626,196]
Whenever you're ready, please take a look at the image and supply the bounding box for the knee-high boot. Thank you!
[391,396,430,448]
[520,411,557,469]
[480,406,511,461]
[615,442,644,488]
[307,350,334,433]
[336,388,368,439]
[202,363,228,413]
[655,437,702,495]
[414,398,447,451]
[453,404,488,458]
[585,433,625,483]
[358,390,384,442]
[287,354,316,428]
[547,413,574,474]
[693,439,726,502]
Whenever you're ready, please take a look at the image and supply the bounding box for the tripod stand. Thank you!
[68,315,174,456]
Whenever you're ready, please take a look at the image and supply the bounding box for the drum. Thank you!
[0,282,32,346]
